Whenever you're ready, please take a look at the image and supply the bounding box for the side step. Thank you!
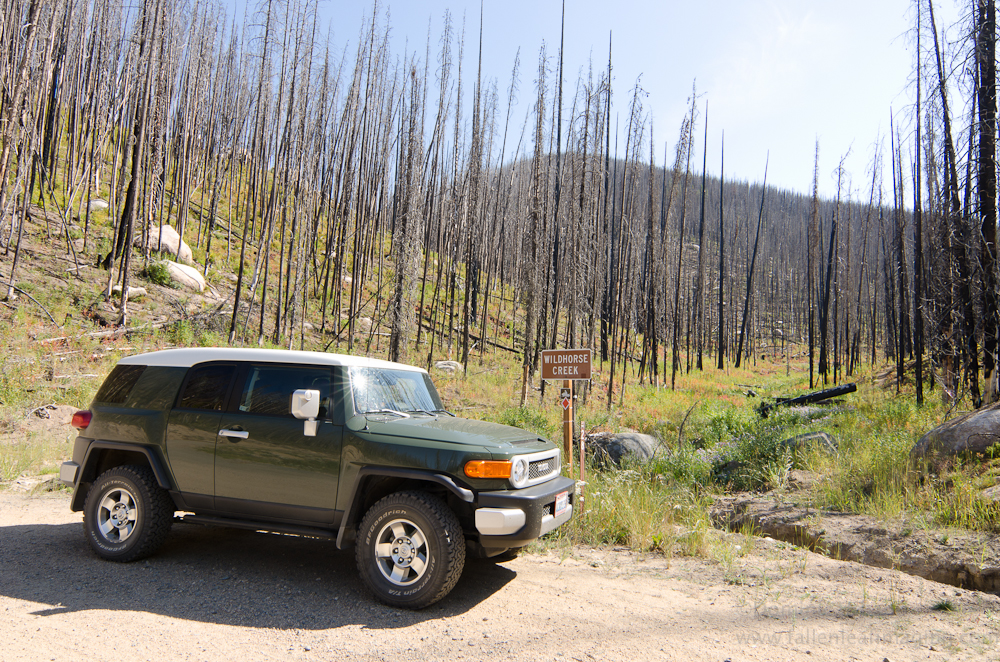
[178,514,336,540]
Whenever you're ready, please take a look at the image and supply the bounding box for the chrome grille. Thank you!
[510,448,561,487]
[528,456,558,481]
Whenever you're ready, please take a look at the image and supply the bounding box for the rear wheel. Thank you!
[83,465,174,562]
[356,491,465,609]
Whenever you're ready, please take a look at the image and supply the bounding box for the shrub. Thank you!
[648,444,713,487]
[700,412,799,490]
[691,404,756,448]
[141,261,175,287]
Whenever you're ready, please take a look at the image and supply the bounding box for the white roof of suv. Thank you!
[117,347,427,372]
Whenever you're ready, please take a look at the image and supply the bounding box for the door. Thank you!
[164,362,238,510]
[213,363,342,525]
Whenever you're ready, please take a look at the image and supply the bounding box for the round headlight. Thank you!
[510,457,529,488]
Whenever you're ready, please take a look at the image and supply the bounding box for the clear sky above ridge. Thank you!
[235,0,962,200]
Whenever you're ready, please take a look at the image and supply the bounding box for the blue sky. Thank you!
[236,0,961,199]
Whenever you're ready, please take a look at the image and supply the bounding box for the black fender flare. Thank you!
[335,466,473,549]
[70,441,173,512]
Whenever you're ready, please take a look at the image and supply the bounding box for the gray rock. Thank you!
[88,199,109,211]
[141,223,194,264]
[712,495,1000,592]
[585,431,665,468]
[982,483,1000,502]
[780,431,838,454]
[434,360,464,374]
[111,285,147,299]
[911,402,1000,464]
[164,260,206,292]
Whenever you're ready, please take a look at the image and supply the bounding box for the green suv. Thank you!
[60,348,574,608]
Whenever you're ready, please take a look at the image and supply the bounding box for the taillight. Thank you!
[71,410,92,429]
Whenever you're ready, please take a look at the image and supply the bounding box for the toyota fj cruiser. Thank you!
[60,348,574,608]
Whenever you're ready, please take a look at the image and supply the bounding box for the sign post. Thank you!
[541,350,592,464]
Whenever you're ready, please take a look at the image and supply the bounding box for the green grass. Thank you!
[0,442,45,482]
[553,459,713,556]
[140,260,176,287]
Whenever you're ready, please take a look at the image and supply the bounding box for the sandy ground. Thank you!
[2,490,1000,662]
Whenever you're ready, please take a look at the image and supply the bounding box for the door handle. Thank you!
[219,429,249,440]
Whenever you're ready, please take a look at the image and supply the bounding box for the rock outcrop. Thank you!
[712,495,1000,592]
[585,431,665,467]
[164,260,206,292]
[911,402,1000,464]
[140,223,194,264]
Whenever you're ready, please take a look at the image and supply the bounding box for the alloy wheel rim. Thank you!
[374,518,429,586]
[96,486,138,543]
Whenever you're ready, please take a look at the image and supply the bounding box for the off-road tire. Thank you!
[356,491,466,609]
[83,465,174,562]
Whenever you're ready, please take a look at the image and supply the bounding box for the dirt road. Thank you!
[2,490,999,662]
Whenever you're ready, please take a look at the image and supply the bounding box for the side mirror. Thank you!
[291,389,321,436]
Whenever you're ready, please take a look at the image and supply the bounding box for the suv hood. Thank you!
[352,415,553,452]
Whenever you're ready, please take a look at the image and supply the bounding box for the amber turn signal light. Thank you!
[464,460,512,479]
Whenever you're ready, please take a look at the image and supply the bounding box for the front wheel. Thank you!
[83,465,174,562]
[355,491,466,609]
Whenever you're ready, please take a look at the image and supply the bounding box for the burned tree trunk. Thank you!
[979,0,998,404]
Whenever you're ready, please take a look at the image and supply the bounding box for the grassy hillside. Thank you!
[1,203,998,559]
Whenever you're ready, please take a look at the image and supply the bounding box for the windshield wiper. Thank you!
[365,408,410,418]
[431,408,455,417]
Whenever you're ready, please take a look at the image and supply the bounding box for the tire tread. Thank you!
[355,490,466,609]
[83,464,173,562]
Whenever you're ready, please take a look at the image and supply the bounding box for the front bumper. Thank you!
[474,475,575,547]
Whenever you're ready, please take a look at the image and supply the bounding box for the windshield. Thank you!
[349,367,444,415]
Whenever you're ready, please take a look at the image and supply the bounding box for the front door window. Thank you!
[214,364,340,523]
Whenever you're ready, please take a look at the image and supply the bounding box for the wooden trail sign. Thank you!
[540,349,592,381]
[540,349,591,462]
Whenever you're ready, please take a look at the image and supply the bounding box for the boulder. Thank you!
[88,199,109,212]
[911,402,1000,464]
[585,431,665,468]
[164,260,206,292]
[982,483,1000,502]
[111,285,147,299]
[434,360,464,374]
[141,223,193,264]
[780,431,838,454]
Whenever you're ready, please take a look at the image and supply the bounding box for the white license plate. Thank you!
[554,491,569,517]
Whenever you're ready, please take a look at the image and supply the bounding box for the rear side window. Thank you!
[238,365,332,418]
[94,365,146,404]
[177,364,236,411]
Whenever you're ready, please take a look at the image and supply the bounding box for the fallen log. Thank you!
[758,383,857,417]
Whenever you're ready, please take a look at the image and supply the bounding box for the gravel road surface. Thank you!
[3,491,999,661]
